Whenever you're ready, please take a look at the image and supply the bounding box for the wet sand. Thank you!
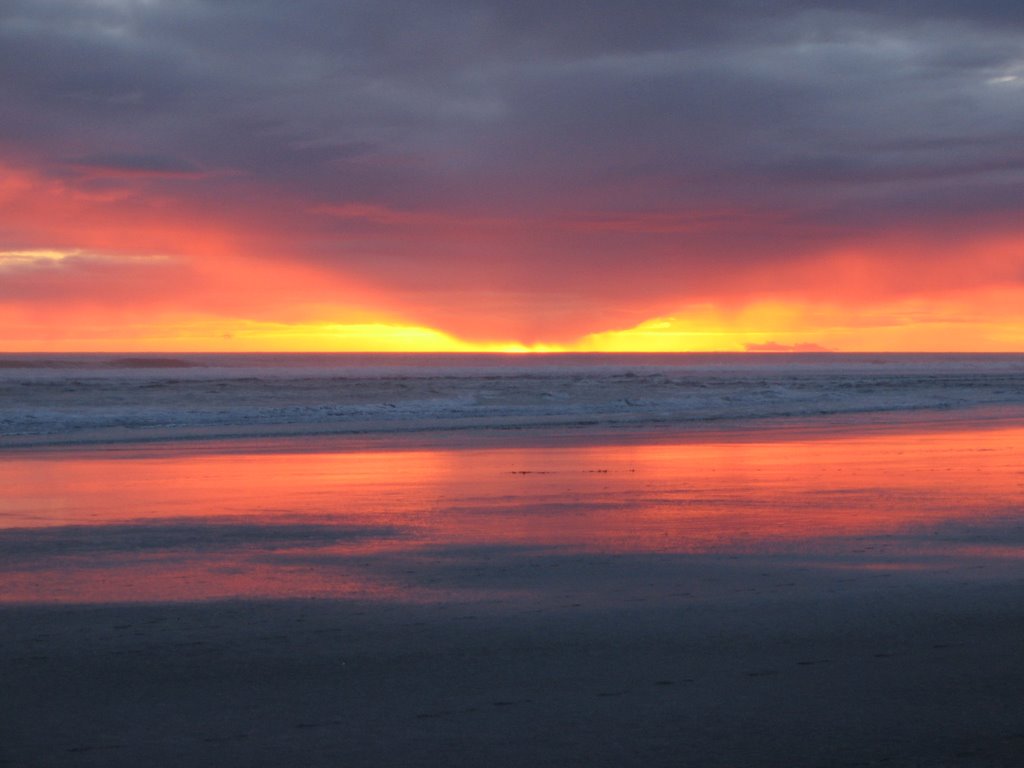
[2,418,1024,766]
[4,579,1024,767]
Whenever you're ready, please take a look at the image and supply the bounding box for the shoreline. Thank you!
[5,401,1024,458]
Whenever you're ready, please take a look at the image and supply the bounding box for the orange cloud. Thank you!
[3,154,1024,352]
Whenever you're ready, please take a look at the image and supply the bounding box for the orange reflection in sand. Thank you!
[1,422,1022,603]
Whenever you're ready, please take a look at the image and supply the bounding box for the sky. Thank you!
[1,0,1023,352]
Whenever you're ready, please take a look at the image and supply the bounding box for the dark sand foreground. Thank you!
[3,420,1024,766]
[4,564,1024,767]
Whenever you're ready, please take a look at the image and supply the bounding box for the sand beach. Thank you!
[3,407,1024,766]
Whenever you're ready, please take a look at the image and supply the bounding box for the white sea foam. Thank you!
[2,353,1023,445]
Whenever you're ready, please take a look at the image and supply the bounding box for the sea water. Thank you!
[1,352,1023,446]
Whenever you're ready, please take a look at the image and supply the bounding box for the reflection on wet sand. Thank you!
[1,422,1022,603]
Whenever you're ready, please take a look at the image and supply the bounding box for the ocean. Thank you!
[2,352,1023,447]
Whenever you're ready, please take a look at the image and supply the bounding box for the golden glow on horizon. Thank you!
[0,316,564,353]
[576,290,1024,353]
[2,293,1024,353]
[221,321,563,353]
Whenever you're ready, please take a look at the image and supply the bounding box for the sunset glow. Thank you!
[2,4,1023,352]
